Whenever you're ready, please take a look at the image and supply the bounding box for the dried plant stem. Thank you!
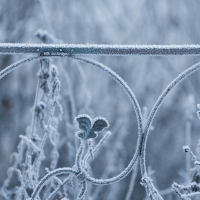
[46,176,71,200]
[125,107,148,200]
[185,120,192,183]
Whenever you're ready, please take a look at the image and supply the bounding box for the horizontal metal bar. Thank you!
[1,43,200,56]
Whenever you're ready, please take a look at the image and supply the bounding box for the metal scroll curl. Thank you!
[1,54,200,199]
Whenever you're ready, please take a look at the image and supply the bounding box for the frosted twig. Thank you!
[141,175,163,200]
[125,160,139,200]
[46,176,71,200]
[125,107,148,200]
[183,146,196,161]
[84,131,111,163]
[76,141,86,172]
[19,135,40,153]
[172,182,200,199]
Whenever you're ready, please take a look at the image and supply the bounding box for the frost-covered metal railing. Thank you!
[1,43,200,55]
[1,43,200,200]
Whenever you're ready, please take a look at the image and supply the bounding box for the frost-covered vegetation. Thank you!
[1,0,200,199]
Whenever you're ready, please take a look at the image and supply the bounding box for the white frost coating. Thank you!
[84,131,112,162]
[125,160,139,200]
[1,43,200,55]
[141,175,163,200]
[140,61,200,178]
[69,55,143,185]
[2,46,200,199]
[19,135,41,153]
[30,168,78,200]
[0,53,142,186]
[0,56,40,80]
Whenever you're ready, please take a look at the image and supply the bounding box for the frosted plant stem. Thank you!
[32,141,86,200]
[62,65,78,163]
[91,121,123,199]
[24,62,42,172]
[125,107,148,200]
[78,181,87,200]
[76,141,86,172]
[63,67,76,122]
[84,131,111,163]
[30,76,40,137]
[33,102,55,181]
[125,160,139,200]
[185,120,191,183]
[46,176,71,200]
[62,63,79,197]
[36,28,79,163]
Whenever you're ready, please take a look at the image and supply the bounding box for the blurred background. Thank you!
[0,0,200,199]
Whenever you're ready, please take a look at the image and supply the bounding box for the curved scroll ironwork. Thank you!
[141,61,200,175]
[0,55,143,199]
[1,53,200,199]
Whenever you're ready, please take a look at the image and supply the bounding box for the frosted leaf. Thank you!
[75,114,109,141]
[75,115,92,133]
[91,118,109,132]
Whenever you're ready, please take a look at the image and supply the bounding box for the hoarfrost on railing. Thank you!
[1,43,200,200]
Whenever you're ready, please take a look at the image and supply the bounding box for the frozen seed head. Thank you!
[36,101,46,111]
[35,101,46,120]
[40,58,50,66]
[39,72,49,79]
